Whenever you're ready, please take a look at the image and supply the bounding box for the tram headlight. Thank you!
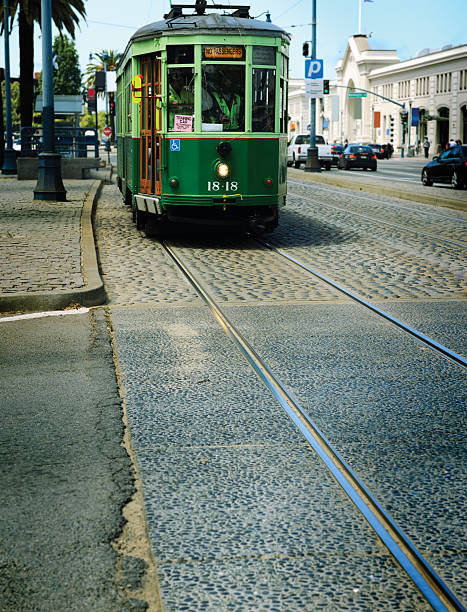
[216,162,230,179]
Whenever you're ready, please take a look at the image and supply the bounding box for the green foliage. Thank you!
[80,111,106,132]
[54,35,82,94]
[84,49,121,92]
[0,0,86,38]
[2,81,20,129]
[37,34,81,95]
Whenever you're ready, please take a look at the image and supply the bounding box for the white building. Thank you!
[289,36,467,155]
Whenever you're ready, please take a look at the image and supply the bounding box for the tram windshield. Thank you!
[168,67,194,131]
[202,65,245,132]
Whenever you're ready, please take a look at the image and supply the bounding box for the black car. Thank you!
[371,144,386,159]
[330,143,344,166]
[421,145,467,189]
[337,145,377,171]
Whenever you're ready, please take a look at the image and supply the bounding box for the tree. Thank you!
[37,35,81,95]
[0,0,86,128]
[80,110,105,132]
[1,80,20,129]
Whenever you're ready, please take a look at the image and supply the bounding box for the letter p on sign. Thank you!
[305,59,324,79]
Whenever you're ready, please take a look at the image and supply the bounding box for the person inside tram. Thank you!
[168,68,194,130]
[202,67,244,131]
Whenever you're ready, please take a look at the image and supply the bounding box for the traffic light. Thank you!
[110,100,115,116]
[400,110,408,126]
[95,70,105,92]
[302,42,309,57]
[323,79,329,94]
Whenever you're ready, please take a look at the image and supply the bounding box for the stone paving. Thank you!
[94,178,467,608]
[0,178,91,294]
[279,182,467,302]
[94,183,343,306]
[95,179,466,308]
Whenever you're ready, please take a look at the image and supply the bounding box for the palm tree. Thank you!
[84,50,121,92]
[1,0,86,128]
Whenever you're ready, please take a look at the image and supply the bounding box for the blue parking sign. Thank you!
[305,59,323,79]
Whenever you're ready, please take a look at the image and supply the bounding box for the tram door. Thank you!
[140,56,162,195]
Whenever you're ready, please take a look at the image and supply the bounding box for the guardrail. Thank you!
[19,127,99,158]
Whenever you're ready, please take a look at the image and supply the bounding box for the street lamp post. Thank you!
[33,0,66,200]
[102,53,109,125]
[2,0,17,174]
[305,0,321,172]
[102,53,111,159]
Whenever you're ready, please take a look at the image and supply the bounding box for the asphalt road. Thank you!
[368,157,427,184]
[0,308,137,611]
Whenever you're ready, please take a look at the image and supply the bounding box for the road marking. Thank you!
[0,307,89,323]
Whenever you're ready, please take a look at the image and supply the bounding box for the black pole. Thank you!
[2,0,17,174]
[95,101,99,157]
[34,0,66,200]
[305,0,321,172]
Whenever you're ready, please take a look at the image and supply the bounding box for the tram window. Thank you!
[167,45,194,64]
[201,65,245,132]
[280,78,287,133]
[252,68,275,132]
[168,67,194,131]
[252,46,275,66]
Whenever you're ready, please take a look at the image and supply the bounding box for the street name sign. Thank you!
[305,78,323,99]
[348,92,367,97]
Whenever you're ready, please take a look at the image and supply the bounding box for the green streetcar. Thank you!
[116,2,290,235]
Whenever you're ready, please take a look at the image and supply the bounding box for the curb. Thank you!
[287,168,467,212]
[0,180,107,313]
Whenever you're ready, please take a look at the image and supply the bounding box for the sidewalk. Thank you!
[0,171,109,314]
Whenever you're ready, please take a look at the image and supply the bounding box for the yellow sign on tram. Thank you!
[131,74,142,103]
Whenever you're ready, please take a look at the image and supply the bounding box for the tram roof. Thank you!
[130,11,290,43]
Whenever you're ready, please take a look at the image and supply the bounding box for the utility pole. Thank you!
[2,0,17,174]
[34,0,66,200]
[305,0,320,172]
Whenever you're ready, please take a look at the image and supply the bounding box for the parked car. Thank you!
[287,134,333,170]
[337,145,377,171]
[421,145,467,189]
[330,143,344,166]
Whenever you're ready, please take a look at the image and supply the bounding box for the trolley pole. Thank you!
[305,0,321,172]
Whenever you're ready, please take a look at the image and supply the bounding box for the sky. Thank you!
[1,0,466,82]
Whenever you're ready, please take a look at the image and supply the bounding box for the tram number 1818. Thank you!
[207,181,239,192]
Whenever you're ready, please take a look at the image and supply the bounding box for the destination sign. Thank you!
[203,45,244,60]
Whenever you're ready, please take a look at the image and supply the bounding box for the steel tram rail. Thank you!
[162,240,465,612]
[286,186,467,249]
[258,239,467,370]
